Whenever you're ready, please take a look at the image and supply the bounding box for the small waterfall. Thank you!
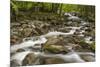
[39,51,85,63]
[11,49,95,66]
[11,37,47,53]
[11,51,32,65]
[11,27,80,53]
[11,29,95,66]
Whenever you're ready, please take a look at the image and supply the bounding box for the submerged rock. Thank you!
[10,60,20,67]
[22,53,38,66]
[16,49,25,52]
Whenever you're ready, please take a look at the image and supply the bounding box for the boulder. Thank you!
[22,24,28,28]
[80,55,95,62]
[41,57,65,64]
[43,37,71,54]
[16,49,25,52]
[10,35,21,45]
[22,28,33,37]
[22,53,38,65]
[10,60,20,67]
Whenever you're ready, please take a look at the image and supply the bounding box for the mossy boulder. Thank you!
[79,40,90,48]
[43,37,71,54]
[43,45,68,54]
[77,40,95,52]
[90,42,95,52]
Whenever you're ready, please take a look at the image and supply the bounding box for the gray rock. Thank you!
[22,53,38,65]
[80,55,95,62]
[22,28,33,37]
[10,60,20,67]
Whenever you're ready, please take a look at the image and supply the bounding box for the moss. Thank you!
[78,40,90,48]
[90,42,95,52]
[43,44,66,53]
[78,40,95,52]
[44,45,59,53]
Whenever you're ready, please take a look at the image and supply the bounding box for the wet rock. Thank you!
[10,28,17,32]
[74,32,80,35]
[50,20,58,25]
[20,21,27,24]
[58,28,70,33]
[85,31,95,37]
[85,28,92,32]
[22,28,33,37]
[80,55,95,62]
[11,35,21,45]
[75,40,93,52]
[76,29,81,32]
[24,20,30,23]
[16,49,25,52]
[22,24,28,28]
[40,23,50,29]
[43,45,68,54]
[34,27,44,35]
[17,27,23,32]
[63,36,82,44]
[22,53,38,65]
[85,24,90,27]
[42,57,65,64]
[43,37,71,54]
[10,60,20,67]
[10,38,17,45]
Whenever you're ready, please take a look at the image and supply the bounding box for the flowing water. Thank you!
[11,13,95,66]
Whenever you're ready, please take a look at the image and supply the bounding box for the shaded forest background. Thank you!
[11,0,95,22]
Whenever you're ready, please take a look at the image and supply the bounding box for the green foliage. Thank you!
[11,1,18,15]
[62,4,78,12]
[11,1,95,21]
